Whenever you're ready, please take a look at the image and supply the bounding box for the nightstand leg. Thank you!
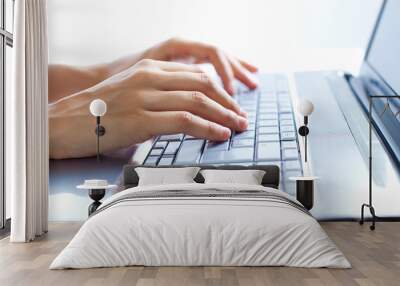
[88,189,105,216]
[88,201,102,216]
[296,180,314,210]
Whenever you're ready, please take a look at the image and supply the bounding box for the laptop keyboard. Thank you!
[143,73,303,192]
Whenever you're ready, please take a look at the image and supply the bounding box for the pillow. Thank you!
[135,167,200,186]
[200,169,266,185]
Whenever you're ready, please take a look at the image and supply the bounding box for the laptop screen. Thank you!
[366,0,400,94]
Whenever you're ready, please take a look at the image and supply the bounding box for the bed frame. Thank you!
[122,164,280,189]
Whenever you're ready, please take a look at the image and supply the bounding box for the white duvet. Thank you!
[50,183,350,269]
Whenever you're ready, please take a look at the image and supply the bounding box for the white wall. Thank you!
[48,0,382,72]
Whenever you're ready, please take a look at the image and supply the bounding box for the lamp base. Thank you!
[360,203,400,231]
[359,203,376,230]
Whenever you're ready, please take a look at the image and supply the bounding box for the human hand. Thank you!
[144,38,258,95]
[86,59,248,153]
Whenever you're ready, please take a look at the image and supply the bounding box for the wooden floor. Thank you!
[0,222,400,286]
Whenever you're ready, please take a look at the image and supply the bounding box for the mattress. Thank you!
[50,183,350,269]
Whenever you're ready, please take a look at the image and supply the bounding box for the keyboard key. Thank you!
[206,141,230,151]
[258,126,279,134]
[234,131,255,140]
[279,100,292,107]
[247,117,256,124]
[240,100,257,107]
[259,91,274,97]
[150,149,163,156]
[260,103,277,109]
[246,111,256,117]
[259,103,277,109]
[144,156,159,166]
[280,125,295,132]
[283,149,299,160]
[158,156,174,166]
[232,139,254,148]
[258,75,276,92]
[280,114,293,120]
[279,107,292,113]
[280,132,296,141]
[276,80,289,92]
[242,106,257,113]
[279,96,291,103]
[260,97,277,103]
[259,114,278,120]
[175,140,205,164]
[154,141,167,149]
[264,108,279,114]
[159,134,183,141]
[164,141,181,155]
[280,120,294,126]
[282,141,297,149]
[257,142,281,161]
[258,134,280,142]
[202,148,254,164]
[247,123,255,130]
[239,91,258,100]
[184,135,198,140]
[258,120,278,127]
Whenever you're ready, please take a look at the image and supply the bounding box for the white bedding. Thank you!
[50,183,350,269]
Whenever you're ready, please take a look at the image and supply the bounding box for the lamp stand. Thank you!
[298,116,310,163]
[95,116,106,162]
[359,95,400,230]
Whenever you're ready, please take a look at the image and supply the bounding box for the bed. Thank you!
[50,165,350,269]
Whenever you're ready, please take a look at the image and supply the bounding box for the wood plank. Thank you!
[0,222,399,286]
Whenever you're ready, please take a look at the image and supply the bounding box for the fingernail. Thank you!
[221,127,231,139]
[227,84,235,96]
[248,73,259,88]
[240,109,248,118]
[238,116,248,130]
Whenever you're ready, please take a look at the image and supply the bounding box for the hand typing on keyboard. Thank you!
[145,72,303,191]
[49,38,257,159]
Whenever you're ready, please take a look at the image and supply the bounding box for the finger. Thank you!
[153,60,203,73]
[173,42,235,95]
[206,48,235,95]
[229,57,258,90]
[148,111,231,141]
[144,91,248,132]
[156,71,245,116]
[237,58,258,73]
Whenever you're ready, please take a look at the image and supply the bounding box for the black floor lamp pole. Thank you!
[360,95,400,230]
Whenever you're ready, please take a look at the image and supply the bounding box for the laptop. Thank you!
[50,0,400,220]
[136,0,400,196]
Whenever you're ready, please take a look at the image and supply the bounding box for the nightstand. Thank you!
[77,180,117,216]
[289,176,318,210]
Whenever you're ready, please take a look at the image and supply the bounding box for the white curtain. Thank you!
[9,0,49,242]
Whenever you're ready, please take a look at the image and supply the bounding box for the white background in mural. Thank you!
[48,0,382,73]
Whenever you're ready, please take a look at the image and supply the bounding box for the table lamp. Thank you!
[89,99,107,161]
[297,99,314,163]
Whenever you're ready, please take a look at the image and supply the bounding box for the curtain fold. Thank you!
[9,0,49,242]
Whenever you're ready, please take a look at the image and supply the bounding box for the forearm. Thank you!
[49,79,144,159]
[49,89,99,159]
[48,51,147,104]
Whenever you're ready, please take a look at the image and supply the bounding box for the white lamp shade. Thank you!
[90,99,107,117]
[297,99,314,116]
